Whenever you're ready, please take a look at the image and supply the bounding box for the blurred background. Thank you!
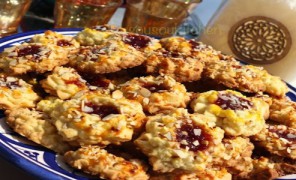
[19,0,223,38]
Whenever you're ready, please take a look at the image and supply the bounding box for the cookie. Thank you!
[235,157,296,180]
[269,97,296,128]
[190,90,269,136]
[68,42,145,74]
[0,74,40,109]
[216,137,254,175]
[64,146,149,180]
[37,92,145,146]
[203,59,288,97]
[160,37,222,61]
[150,168,232,180]
[118,75,190,114]
[0,43,69,74]
[75,27,161,53]
[31,30,80,51]
[251,124,296,159]
[41,67,88,99]
[135,109,224,172]
[5,108,72,154]
[145,49,204,82]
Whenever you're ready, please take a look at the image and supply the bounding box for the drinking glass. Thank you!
[122,0,201,37]
[54,0,122,28]
[0,0,32,37]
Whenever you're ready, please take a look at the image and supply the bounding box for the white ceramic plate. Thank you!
[0,29,295,180]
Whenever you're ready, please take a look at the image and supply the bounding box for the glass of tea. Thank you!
[54,0,122,28]
[122,0,201,37]
[0,0,32,38]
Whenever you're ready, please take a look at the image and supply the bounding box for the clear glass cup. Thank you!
[54,0,122,28]
[0,0,32,38]
[122,0,201,37]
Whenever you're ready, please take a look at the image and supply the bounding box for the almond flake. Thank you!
[287,133,296,139]
[193,140,200,146]
[9,60,17,66]
[287,147,292,154]
[143,98,150,105]
[180,140,188,145]
[89,85,97,90]
[81,100,85,109]
[279,138,290,144]
[139,88,151,97]
[193,129,201,136]
[82,105,94,113]
[102,114,119,121]
[67,114,73,119]
[164,132,172,140]
[112,90,123,99]
[174,150,187,158]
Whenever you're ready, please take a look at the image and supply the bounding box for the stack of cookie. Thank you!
[0,25,295,180]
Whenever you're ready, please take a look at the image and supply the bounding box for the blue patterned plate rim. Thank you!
[0,29,295,180]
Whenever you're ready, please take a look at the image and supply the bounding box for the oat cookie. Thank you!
[190,90,268,136]
[135,109,225,172]
[0,74,39,109]
[235,156,296,180]
[31,30,80,51]
[160,37,223,62]
[5,108,72,154]
[251,124,296,159]
[69,42,145,74]
[203,59,288,97]
[269,97,296,128]
[0,43,69,74]
[145,49,204,82]
[216,137,254,175]
[146,35,212,83]
[37,92,145,146]
[75,27,161,53]
[64,146,149,180]
[118,75,190,114]
[41,67,88,99]
[150,168,232,180]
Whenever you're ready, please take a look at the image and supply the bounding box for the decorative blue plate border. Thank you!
[0,29,295,180]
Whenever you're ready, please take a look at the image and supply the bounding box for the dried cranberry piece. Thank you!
[142,83,168,93]
[162,50,181,58]
[84,103,119,118]
[57,40,72,47]
[215,93,253,110]
[123,34,151,49]
[18,45,41,57]
[83,75,111,88]
[189,40,201,49]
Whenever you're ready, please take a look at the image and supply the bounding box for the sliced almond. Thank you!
[112,90,123,99]
[139,88,151,97]
[143,97,150,105]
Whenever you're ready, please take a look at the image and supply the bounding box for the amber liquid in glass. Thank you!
[122,0,189,37]
[0,0,32,37]
[54,0,120,28]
